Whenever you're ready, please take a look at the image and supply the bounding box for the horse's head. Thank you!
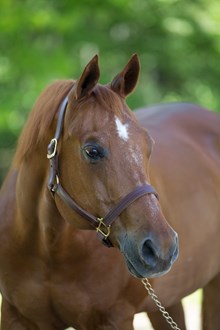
[50,55,178,278]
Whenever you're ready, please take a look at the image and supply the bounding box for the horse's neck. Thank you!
[14,150,69,254]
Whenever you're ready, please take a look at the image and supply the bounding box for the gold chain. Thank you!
[141,278,181,330]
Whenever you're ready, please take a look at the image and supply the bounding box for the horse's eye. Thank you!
[85,146,99,159]
[82,144,105,163]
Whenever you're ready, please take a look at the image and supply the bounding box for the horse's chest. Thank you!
[1,273,91,330]
[2,258,121,328]
[13,278,91,325]
[0,234,129,327]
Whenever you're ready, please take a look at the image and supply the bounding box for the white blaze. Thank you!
[115,116,129,141]
[114,115,150,187]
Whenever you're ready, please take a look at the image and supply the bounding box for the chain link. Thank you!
[141,278,181,330]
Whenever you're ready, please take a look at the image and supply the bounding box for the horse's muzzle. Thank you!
[120,232,179,278]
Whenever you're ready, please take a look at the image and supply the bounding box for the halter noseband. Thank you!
[47,96,158,247]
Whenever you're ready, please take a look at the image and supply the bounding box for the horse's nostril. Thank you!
[142,239,158,267]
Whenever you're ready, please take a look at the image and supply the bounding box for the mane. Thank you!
[14,80,74,165]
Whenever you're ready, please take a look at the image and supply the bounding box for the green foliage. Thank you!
[1,0,220,181]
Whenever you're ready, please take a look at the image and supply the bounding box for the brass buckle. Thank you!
[47,138,58,159]
[96,218,111,239]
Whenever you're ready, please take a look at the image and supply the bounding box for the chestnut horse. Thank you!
[0,54,219,330]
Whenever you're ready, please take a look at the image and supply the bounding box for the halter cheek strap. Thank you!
[47,97,158,248]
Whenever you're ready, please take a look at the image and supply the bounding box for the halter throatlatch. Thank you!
[47,97,158,247]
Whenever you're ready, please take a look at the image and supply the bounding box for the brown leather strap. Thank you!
[104,184,158,226]
[54,184,98,226]
[47,97,68,192]
[53,180,158,228]
[53,181,158,247]
[47,96,159,248]
[96,184,158,246]
[55,96,69,140]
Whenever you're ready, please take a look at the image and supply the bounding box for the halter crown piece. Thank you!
[47,96,158,247]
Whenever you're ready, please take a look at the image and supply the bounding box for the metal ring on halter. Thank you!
[47,138,58,159]
[96,218,111,239]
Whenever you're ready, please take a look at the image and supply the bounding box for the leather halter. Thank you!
[47,96,158,247]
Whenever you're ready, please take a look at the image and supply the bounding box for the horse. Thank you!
[137,101,220,329]
[0,54,219,330]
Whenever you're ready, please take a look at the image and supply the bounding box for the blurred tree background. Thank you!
[1,0,220,183]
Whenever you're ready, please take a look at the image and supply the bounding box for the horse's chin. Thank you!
[124,255,172,279]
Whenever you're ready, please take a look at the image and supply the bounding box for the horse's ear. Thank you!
[110,54,140,98]
[71,55,100,100]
